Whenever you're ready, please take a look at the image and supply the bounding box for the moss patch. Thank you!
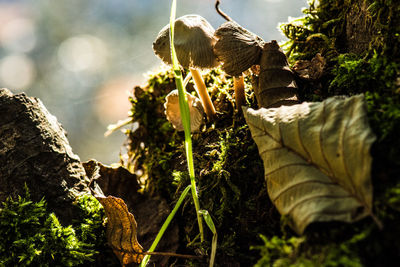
[0,187,118,266]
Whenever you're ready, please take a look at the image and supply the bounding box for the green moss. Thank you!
[73,195,105,246]
[252,224,400,267]
[329,53,399,94]
[280,0,349,61]
[280,0,400,60]
[124,68,182,198]
[0,187,116,267]
[386,182,400,212]
[252,235,307,267]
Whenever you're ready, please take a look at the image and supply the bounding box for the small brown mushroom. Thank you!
[153,14,218,120]
[214,21,264,77]
[213,17,298,109]
[214,21,264,111]
[164,89,204,132]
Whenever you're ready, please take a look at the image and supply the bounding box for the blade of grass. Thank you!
[140,185,192,267]
[199,210,218,267]
[169,0,204,242]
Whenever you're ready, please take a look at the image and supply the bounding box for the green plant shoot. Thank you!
[199,210,218,267]
[169,0,204,242]
[140,185,192,267]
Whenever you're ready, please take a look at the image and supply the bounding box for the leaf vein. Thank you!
[297,118,312,161]
[259,146,284,156]
[296,205,364,230]
[284,194,354,216]
[265,162,310,177]
[341,101,357,196]
[249,118,332,179]
[319,100,334,176]
[247,121,280,144]
[271,179,337,202]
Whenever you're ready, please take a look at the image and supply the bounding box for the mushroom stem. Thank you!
[233,75,246,112]
[190,68,217,120]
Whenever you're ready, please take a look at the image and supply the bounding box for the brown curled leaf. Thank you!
[256,40,298,108]
[293,53,326,80]
[83,159,141,202]
[84,159,180,266]
[96,195,144,266]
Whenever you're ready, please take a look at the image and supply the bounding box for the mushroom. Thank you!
[213,21,264,77]
[233,74,245,110]
[214,0,265,112]
[213,20,264,112]
[164,89,204,132]
[213,0,298,109]
[153,14,219,120]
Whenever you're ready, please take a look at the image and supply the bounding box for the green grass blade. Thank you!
[169,0,204,242]
[140,185,192,267]
[199,210,218,267]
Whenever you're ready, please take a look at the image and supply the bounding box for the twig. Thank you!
[215,0,232,22]
[143,251,204,260]
[111,245,204,260]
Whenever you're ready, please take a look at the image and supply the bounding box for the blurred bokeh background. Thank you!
[0,0,307,164]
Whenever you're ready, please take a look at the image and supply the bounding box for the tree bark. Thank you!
[0,88,90,225]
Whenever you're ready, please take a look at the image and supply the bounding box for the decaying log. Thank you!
[0,88,90,225]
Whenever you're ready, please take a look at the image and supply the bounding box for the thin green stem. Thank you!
[140,185,192,267]
[169,0,204,242]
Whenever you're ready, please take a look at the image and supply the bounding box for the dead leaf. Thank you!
[256,40,298,108]
[96,195,144,266]
[244,95,376,234]
[293,53,326,80]
[83,160,141,201]
[83,159,179,266]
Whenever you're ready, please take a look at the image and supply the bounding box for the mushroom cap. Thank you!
[214,21,264,76]
[153,14,219,69]
[164,89,204,132]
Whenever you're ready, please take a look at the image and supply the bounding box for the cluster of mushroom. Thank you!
[152,14,249,132]
[152,13,298,132]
